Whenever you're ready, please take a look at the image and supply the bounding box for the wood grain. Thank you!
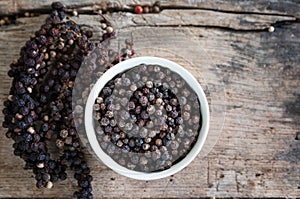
[0,1,299,198]
[0,0,299,17]
[108,9,296,30]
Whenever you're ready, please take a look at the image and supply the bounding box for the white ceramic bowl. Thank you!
[85,56,209,180]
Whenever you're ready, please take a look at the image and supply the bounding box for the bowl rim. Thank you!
[84,56,210,180]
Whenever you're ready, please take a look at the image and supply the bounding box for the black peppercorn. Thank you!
[93,64,201,172]
[2,1,133,197]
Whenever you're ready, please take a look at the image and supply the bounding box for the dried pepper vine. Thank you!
[2,2,134,199]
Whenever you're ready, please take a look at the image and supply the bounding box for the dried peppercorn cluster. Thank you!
[1,2,134,199]
[94,64,202,172]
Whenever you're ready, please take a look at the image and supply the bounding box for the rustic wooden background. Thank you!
[0,0,299,198]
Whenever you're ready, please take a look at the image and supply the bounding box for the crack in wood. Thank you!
[161,6,298,18]
[235,172,240,193]
[162,178,171,197]
[207,160,210,186]
[133,24,270,32]
[130,20,298,32]
[4,14,297,33]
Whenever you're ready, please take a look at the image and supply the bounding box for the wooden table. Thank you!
[0,0,299,198]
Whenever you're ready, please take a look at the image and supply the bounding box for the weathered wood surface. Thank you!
[0,0,300,17]
[0,0,300,198]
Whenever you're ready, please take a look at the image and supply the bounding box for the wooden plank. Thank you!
[17,10,294,32]
[0,0,299,17]
[106,9,296,30]
[0,4,299,199]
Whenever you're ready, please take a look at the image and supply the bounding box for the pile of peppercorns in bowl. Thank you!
[85,56,209,180]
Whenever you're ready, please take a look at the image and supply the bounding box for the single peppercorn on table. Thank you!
[0,0,299,198]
